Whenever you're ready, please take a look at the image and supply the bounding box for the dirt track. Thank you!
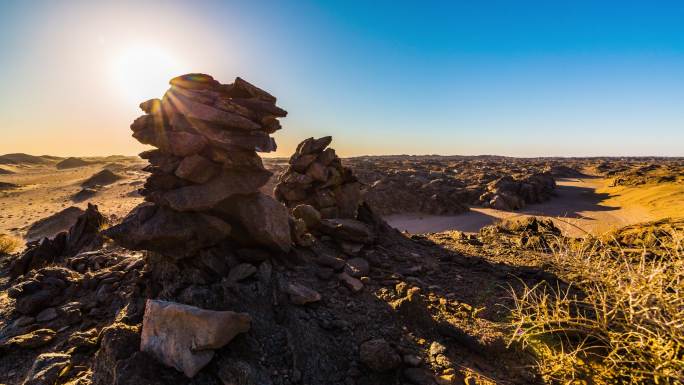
[386,177,679,237]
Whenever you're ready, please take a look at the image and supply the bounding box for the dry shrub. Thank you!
[508,220,684,384]
[0,233,22,254]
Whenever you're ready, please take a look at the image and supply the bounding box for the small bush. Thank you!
[508,220,684,384]
[0,233,21,254]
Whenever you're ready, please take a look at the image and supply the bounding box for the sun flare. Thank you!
[111,45,183,103]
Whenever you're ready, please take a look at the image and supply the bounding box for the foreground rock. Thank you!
[140,300,251,377]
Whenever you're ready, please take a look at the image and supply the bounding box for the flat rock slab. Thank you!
[162,169,271,212]
[140,300,251,378]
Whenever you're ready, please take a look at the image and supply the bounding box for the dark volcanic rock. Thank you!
[104,203,232,259]
[11,203,106,277]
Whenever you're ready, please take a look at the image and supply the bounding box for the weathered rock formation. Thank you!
[104,73,292,256]
[10,203,107,277]
[479,172,556,211]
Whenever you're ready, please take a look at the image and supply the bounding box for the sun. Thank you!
[111,45,184,103]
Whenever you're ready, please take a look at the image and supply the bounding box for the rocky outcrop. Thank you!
[11,203,107,277]
[479,172,556,211]
[104,73,291,257]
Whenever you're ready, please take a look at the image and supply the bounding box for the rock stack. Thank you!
[274,137,382,250]
[105,73,292,257]
[274,136,363,219]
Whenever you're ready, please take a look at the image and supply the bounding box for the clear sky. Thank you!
[1,0,683,157]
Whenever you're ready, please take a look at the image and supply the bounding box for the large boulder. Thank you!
[140,300,251,378]
[216,193,292,252]
[103,203,231,259]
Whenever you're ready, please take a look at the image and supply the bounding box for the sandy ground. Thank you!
[386,177,684,237]
[0,162,146,242]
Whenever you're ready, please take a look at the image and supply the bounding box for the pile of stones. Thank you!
[105,73,292,257]
[274,136,363,219]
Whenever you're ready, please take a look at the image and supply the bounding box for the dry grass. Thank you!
[507,220,684,384]
[0,234,21,255]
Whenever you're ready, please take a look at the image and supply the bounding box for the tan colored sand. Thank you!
[386,177,684,237]
[0,161,146,242]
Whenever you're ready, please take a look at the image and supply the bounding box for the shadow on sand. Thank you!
[386,178,620,233]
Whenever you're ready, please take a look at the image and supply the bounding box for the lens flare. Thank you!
[111,45,183,103]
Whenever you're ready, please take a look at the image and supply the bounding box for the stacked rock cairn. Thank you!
[274,137,377,251]
[274,136,363,219]
[105,73,292,257]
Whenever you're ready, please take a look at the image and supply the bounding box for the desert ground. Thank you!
[387,174,684,236]
[4,156,682,243]
[0,75,682,385]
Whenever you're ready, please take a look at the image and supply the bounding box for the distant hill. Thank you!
[56,157,92,169]
[0,153,61,165]
[81,169,123,188]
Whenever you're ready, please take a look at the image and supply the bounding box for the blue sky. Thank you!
[0,0,683,156]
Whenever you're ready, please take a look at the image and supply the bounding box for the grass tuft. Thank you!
[0,233,22,254]
[507,219,684,384]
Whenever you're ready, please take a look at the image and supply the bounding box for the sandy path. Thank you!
[386,177,666,237]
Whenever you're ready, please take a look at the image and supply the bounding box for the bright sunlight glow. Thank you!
[111,45,183,103]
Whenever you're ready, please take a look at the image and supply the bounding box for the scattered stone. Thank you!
[316,253,346,270]
[35,307,58,322]
[338,272,364,292]
[359,338,401,372]
[404,368,437,385]
[344,257,370,278]
[22,352,71,385]
[319,219,374,244]
[227,263,257,282]
[403,354,423,367]
[140,299,251,378]
[284,282,322,305]
[292,204,322,229]
[4,328,56,349]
